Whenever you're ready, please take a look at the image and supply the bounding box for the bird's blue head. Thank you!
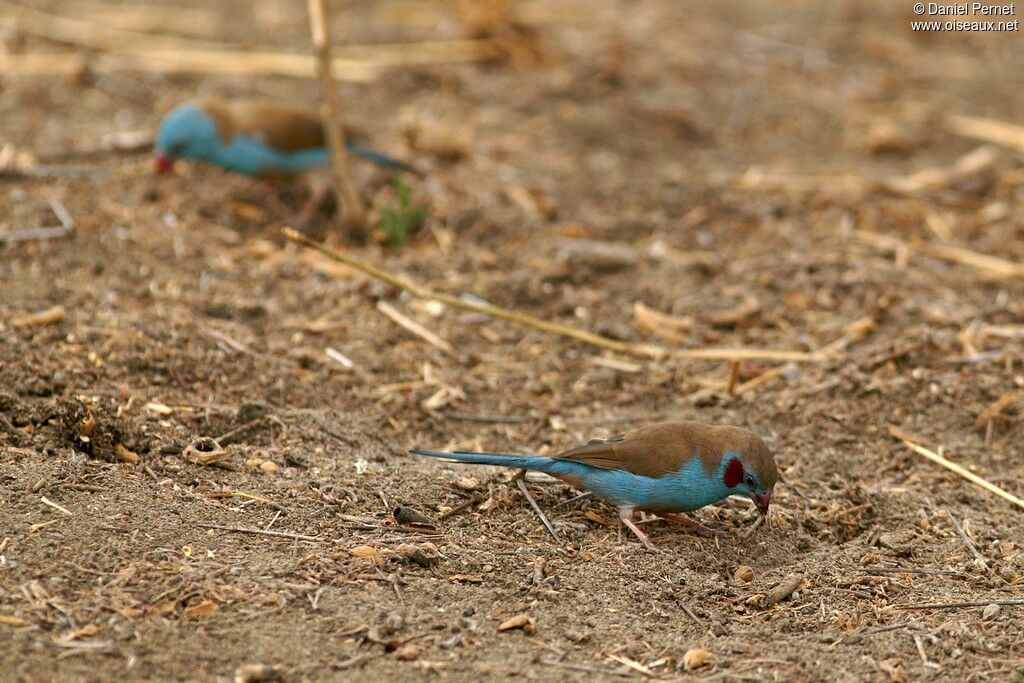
[715,429,778,516]
[154,104,221,173]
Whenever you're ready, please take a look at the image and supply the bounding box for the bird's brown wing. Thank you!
[202,98,373,151]
[554,421,722,478]
[200,99,325,152]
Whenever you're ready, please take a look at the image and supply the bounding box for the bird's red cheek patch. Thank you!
[723,458,744,488]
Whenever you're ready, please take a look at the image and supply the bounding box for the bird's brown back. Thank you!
[199,98,326,152]
[554,420,778,485]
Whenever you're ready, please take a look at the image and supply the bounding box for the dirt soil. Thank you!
[3,1,1024,681]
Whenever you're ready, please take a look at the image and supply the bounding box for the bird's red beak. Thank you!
[750,491,771,516]
[154,154,176,174]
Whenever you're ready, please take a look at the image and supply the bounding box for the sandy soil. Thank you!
[2,1,1024,681]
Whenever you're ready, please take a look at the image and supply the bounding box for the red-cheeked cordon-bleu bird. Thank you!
[154,98,415,176]
[411,420,778,550]
[154,98,417,222]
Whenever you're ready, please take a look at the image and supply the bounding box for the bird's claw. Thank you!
[656,512,719,537]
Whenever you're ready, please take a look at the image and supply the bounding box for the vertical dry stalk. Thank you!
[307,0,365,231]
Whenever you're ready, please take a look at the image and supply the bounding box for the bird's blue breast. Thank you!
[213,135,328,176]
[546,456,733,512]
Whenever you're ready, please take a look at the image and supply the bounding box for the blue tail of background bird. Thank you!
[409,449,560,473]
[345,142,418,174]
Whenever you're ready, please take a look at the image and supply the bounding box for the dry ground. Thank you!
[2,1,1024,681]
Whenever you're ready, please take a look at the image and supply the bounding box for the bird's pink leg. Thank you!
[292,178,333,229]
[657,512,717,536]
[618,506,659,552]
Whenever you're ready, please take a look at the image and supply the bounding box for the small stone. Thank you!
[393,505,435,527]
[245,458,263,469]
[394,643,420,661]
[233,664,283,683]
[865,121,912,155]
[877,533,912,557]
[682,648,712,671]
[259,461,278,474]
[982,603,1001,620]
[396,542,441,567]
[734,565,754,583]
[497,613,535,633]
[454,476,479,491]
[557,239,640,272]
[383,612,405,633]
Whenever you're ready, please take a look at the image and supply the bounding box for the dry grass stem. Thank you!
[889,426,1024,511]
[307,0,365,230]
[0,1,496,81]
[855,230,1024,279]
[39,497,73,516]
[974,391,1024,429]
[283,228,821,363]
[198,523,320,542]
[947,114,1024,154]
[376,301,455,355]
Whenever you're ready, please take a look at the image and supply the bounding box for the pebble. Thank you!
[394,643,420,661]
[734,565,754,582]
[682,648,712,671]
[233,664,283,683]
[497,614,535,634]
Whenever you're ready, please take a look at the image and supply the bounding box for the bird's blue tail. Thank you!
[410,449,563,474]
[345,142,418,174]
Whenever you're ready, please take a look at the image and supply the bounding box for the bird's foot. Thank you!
[656,512,718,537]
[619,507,661,552]
[288,179,335,231]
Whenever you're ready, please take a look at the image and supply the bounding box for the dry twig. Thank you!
[307,0,365,230]
[763,573,804,607]
[899,598,1024,610]
[974,391,1024,430]
[376,301,455,355]
[945,510,988,570]
[889,426,1024,511]
[947,114,1024,154]
[198,523,319,542]
[855,230,1024,279]
[40,497,73,516]
[0,1,497,81]
[10,306,66,329]
[515,476,562,545]
[282,229,822,363]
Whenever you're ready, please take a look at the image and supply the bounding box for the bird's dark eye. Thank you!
[745,476,755,487]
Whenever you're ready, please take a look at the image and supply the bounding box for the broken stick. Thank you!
[889,426,1024,511]
[282,228,822,363]
[307,0,365,230]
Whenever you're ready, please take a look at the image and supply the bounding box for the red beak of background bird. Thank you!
[751,492,771,516]
[154,154,175,174]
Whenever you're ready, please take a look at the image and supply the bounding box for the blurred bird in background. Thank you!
[154,98,417,225]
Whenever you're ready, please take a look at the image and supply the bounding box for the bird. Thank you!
[410,420,778,550]
[154,98,416,177]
